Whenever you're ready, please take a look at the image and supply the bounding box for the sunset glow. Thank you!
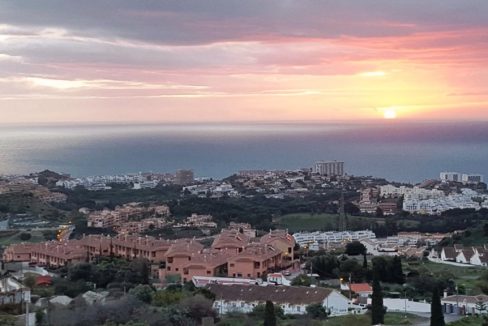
[383,108,398,120]
[0,1,487,123]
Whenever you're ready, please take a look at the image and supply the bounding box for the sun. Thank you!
[383,107,397,119]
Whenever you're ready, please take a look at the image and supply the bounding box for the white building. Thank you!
[440,172,462,183]
[293,230,376,249]
[0,277,31,305]
[462,174,484,184]
[312,161,344,177]
[208,284,349,316]
[442,295,488,315]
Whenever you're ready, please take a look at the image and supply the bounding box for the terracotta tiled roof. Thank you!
[229,243,280,261]
[260,229,295,246]
[350,283,373,293]
[212,229,250,249]
[165,240,204,257]
[207,284,333,305]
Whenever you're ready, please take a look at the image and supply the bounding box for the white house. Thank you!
[470,248,488,267]
[456,249,475,264]
[0,276,31,305]
[442,295,488,315]
[208,284,349,316]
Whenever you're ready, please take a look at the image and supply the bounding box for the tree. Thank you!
[152,289,185,306]
[430,286,445,326]
[180,294,216,323]
[264,301,277,326]
[363,253,368,269]
[0,315,17,326]
[345,241,367,256]
[309,254,340,278]
[35,309,45,326]
[19,232,32,241]
[129,284,154,304]
[375,207,384,217]
[371,276,385,325]
[291,274,312,287]
[24,274,36,289]
[306,303,327,319]
[391,256,405,284]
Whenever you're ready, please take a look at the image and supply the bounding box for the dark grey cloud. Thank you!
[1,0,487,45]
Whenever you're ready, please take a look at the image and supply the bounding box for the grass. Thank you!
[0,229,51,246]
[419,261,486,295]
[448,316,487,325]
[218,312,427,326]
[321,312,427,326]
[457,227,488,247]
[274,213,382,233]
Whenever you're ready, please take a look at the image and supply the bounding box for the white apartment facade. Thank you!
[312,161,344,177]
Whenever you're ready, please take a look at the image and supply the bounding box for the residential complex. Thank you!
[86,202,170,229]
[3,228,296,283]
[293,230,376,249]
[377,184,488,215]
[312,160,344,177]
[434,244,488,267]
[0,178,67,203]
[175,169,194,185]
[440,171,484,184]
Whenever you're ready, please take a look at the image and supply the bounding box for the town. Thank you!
[0,162,487,325]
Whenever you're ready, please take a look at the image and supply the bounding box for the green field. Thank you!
[406,260,486,295]
[322,312,428,326]
[274,213,381,233]
[0,229,53,246]
[218,312,427,326]
[448,316,487,326]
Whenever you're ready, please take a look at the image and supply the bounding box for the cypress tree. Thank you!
[371,276,384,325]
[363,253,368,269]
[264,300,277,326]
[392,256,405,284]
[430,286,445,326]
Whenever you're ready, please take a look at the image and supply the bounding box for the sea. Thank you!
[0,121,487,183]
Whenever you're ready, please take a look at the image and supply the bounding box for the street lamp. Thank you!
[403,284,408,318]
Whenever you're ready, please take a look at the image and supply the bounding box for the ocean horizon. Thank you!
[1,121,487,183]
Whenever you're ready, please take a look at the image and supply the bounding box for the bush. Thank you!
[128,284,154,304]
[306,303,328,319]
[345,241,366,256]
[19,232,32,241]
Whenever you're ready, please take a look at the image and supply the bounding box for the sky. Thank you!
[1,0,487,123]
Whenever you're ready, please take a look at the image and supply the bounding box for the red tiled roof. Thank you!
[36,275,53,286]
[350,283,372,293]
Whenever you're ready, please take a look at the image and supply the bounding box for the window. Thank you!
[230,263,235,267]
[207,270,211,275]
[167,267,171,271]
[297,306,301,312]
[175,268,179,272]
